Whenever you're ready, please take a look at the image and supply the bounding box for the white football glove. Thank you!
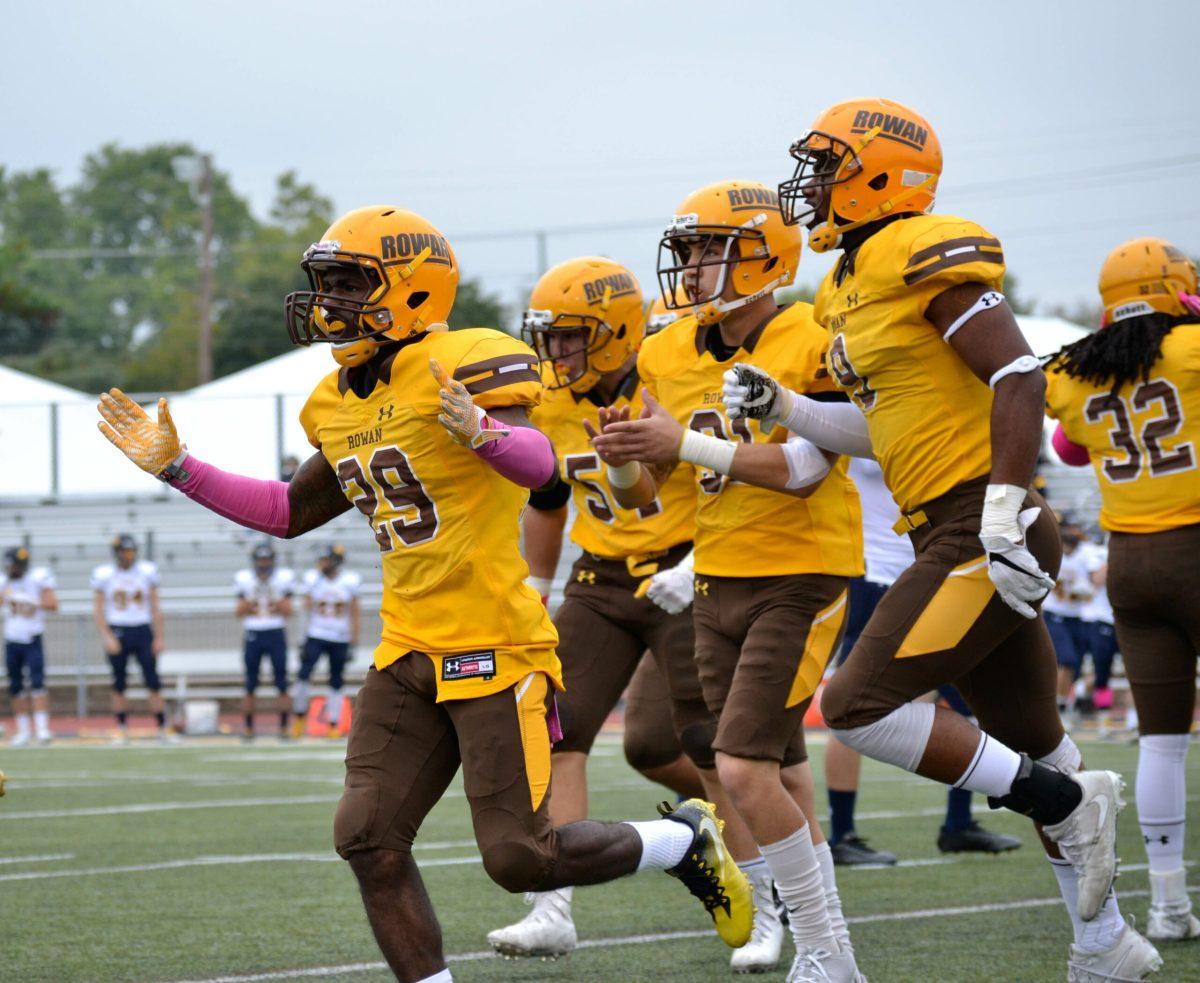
[721,363,795,430]
[980,485,1055,620]
[638,551,695,615]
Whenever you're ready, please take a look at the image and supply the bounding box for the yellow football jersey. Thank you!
[813,215,1006,513]
[637,303,863,578]
[1045,328,1200,533]
[532,366,695,561]
[299,328,561,700]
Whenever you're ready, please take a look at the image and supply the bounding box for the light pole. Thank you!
[172,152,215,385]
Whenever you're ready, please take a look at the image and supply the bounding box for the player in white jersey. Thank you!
[1079,539,1118,736]
[91,534,169,743]
[235,542,295,739]
[293,544,360,737]
[826,460,1022,862]
[1043,520,1095,721]
[3,547,58,745]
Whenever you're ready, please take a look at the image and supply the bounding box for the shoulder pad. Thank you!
[898,215,1005,289]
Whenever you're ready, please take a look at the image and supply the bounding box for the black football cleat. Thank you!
[830,832,898,866]
[937,821,1022,854]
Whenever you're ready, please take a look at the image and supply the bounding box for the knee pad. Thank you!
[623,734,678,774]
[481,841,550,894]
[835,702,936,772]
[1036,734,1082,775]
[679,720,718,771]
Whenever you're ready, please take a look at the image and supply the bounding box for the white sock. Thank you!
[415,970,452,983]
[327,688,343,725]
[1150,869,1192,911]
[531,886,573,914]
[813,840,852,955]
[760,823,836,949]
[1049,856,1126,953]
[34,710,50,736]
[626,819,694,871]
[953,732,1022,797]
[1137,734,1188,875]
[293,680,310,716]
[15,713,31,738]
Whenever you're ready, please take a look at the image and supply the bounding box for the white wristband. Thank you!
[980,483,1028,542]
[526,575,553,599]
[606,461,643,489]
[679,429,738,475]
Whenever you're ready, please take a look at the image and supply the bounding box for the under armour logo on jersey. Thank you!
[694,579,709,596]
[378,403,394,421]
[576,570,596,585]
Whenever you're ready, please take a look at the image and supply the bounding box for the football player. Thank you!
[91,534,171,744]
[1043,518,1095,723]
[1045,237,1200,943]
[2,547,57,745]
[293,543,360,737]
[487,256,747,964]
[826,459,1020,863]
[96,205,752,983]
[719,97,1158,980]
[236,542,295,739]
[594,180,866,982]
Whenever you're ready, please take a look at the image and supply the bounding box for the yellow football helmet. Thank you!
[523,257,644,392]
[285,206,459,367]
[645,283,692,338]
[1099,237,1199,324]
[658,180,800,326]
[780,98,942,253]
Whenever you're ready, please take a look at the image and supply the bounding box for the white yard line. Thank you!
[0,851,958,884]
[0,852,75,865]
[164,885,1200,983]
[0,795,338,820]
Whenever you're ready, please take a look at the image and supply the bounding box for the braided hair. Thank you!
[1048,313,1193,396]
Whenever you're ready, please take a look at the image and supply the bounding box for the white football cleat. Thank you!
[9,732,30,748]
[785,945,861,983]
[486,890,576,959]
[1044,770,1124,921]
[1067,922,1162,981]
[731,867,783,973]
[1147,869,1200,941]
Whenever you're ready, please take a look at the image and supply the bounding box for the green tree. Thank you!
[448,278,508,331]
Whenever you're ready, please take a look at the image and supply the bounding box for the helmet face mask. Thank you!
[523,311,614,391]
[778,130,859,228]
[657,222,769,313]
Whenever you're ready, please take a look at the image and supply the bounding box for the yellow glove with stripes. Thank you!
[97,388,184,478]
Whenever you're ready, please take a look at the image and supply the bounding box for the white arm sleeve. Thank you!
[778,396,875,459]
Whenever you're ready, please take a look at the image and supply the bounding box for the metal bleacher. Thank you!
[0,491,582,719]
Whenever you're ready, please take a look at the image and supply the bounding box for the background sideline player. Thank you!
[2,547,57,746]
[294,544,360,737]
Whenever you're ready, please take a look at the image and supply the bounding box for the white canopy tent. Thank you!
[2,316,1092,499]
[0,365,90,499]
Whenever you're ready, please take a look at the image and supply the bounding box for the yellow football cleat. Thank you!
[0,769,6,796]
[659,798,754,948]
[289,716,306,739]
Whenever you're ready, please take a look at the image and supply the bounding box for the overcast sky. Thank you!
[5,0,1198,322]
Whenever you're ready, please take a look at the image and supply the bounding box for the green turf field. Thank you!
[1,736,1197,982]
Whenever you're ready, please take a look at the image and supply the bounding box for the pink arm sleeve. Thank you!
[1051,424,1091,467]
[473,417,557,489]
[168,454,292,537]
